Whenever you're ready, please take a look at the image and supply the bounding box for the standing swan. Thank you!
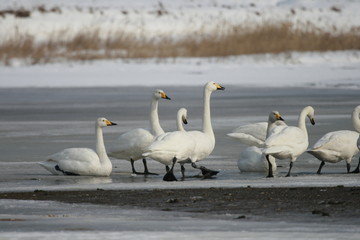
[39,118,117,177]
[144,81,224,181]
[108,89,170,175]
[187,81,225,177]
[307,105,360,174]
[263,106,315,177]
[237,111,285,172]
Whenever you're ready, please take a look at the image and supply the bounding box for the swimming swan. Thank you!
[263,106,315,177]
[237,111,285,172]
[39,118,117,176]
[307,105,360,174]
[108,89,170,175]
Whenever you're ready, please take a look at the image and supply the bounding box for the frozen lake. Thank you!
[0,86,359,238]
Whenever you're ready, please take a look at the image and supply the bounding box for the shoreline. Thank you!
[1,186,360,222]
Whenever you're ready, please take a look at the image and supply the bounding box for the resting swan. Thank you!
[307,105,360,174]
[108,89,170,175]
[39,118,117,176]
[237,111,285,172]
[263,106,315,177]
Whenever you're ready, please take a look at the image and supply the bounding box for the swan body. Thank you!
[307,105,360,174]
[237,111,285,172]
[263,106,315,177]
[228,111,286,147]
[144,81,225,181]
[108,89,170,175]
[39,118,117,177]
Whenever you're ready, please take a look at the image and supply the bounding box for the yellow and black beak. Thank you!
[276,113,285,121]
[105,120,117,126]
[215,83,225,90]
[161,92,171,100]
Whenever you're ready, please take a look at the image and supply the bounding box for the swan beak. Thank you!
[310,118,315,125]
[183,118,188,125]
[161,92,171,100]
[215,83,225,90]
[106,120,117,126]
[276,114,285,121]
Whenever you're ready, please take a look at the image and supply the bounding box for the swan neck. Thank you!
[352,107,360,132]
[150,97,164,136]
[297,109,309,138]
[95,125,108,163]
[202,88,214,138]
[177,113,184,132]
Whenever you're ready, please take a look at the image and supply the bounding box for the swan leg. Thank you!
[165,165,170,172]
[317,161,325,174]
[130,159,141,175]
[163,158,178,182]
[266,155,274,178]
[191,162,219,179]
[142,158,158,175]
[346,162,351,173]
[285,162,293,177]
[181,164,186,179]
[350,157,360,173]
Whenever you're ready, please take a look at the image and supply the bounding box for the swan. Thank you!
[108,89,170,175]
[186,81,225,178]
[39,117,117,176]
[237,111,286,172]
[263,106,315,177]
[144,82,225,181]
[307,105,360,174]
[228,111,286,147]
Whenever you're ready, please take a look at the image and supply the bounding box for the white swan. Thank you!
[307,105,360,174]
[186,81,225,178]
[144,81,225,181]
[228,111,286,147]
[39,118,117,176]
[263,106,315,177]
[176,107,188,132]
[237,111,285,172]
[108,89,170,175]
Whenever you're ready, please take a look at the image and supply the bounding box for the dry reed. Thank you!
[1,22,360,66]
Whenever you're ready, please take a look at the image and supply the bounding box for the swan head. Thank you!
[304,106,315,125]
[154,89,171,100]
[97,117,117,128]
[177,108,188,125]
[269,111,284,123]
[205,81,225,92]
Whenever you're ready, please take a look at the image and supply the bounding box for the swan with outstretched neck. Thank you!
[144,81,225,181]
[39,117,117,176]
[108,89,170,175]
[307,105,360,174]
[263,106,315,177]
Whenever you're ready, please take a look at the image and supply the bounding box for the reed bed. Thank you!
[1,21,360,66]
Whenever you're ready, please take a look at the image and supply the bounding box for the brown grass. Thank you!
[1,22,360,65]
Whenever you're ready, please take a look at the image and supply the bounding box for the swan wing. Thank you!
[266,126,306,147]
[108,128,154,160]
[228,122,267,146]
